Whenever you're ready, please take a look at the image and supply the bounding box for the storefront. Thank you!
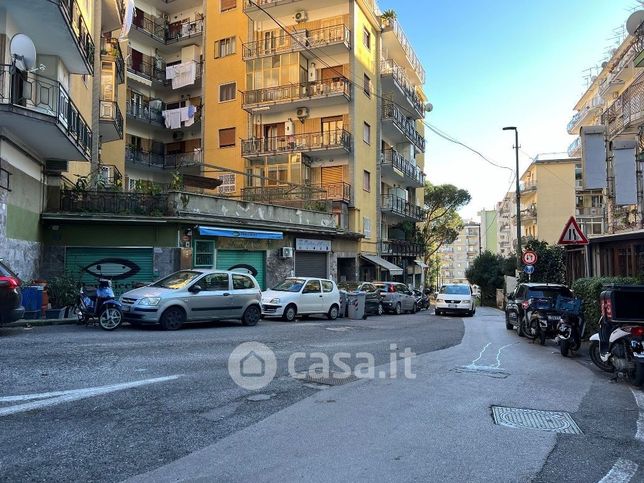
[294,238,330,278]
[216,250,266,289]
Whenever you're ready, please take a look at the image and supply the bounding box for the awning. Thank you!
[198,226,283,240]
[415,259,429,269]
[360,254,403,276]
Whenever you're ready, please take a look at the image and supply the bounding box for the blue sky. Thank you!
[383,0,638,219]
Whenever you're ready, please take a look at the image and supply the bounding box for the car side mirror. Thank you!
[189,284,202,293]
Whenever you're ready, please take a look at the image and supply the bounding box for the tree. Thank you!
[518,240,566,284]
[420,183,471,282]
[466,251,505,306]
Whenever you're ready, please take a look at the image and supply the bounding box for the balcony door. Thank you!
[262,123,284,152]
[322,116,343,147]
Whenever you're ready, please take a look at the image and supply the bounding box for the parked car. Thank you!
[119,269,262,330]
[337,281,384,316]
[373,282,417,315]
[262,277,340,321]
[435,284,476,316]
[505,283,573,335]
[0,259,24,325]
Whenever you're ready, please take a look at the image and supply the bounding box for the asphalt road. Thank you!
[1,308,643,482]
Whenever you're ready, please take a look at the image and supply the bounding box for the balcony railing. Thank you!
[60,0,95,73]
[125,146,203,169]
[601,73,644,139]
[126,101,164,126]
[380,240,425,257]
[241,129,352,157]
[242,25,351,60]
[240,185,332,212]
[381,148,425,186]
[127,55,166,83]
[567,137,581,157]
[382,101,425,152]
[381,194,424,221]
[99,100,124,139]
[133,11,204,44]
[321,182,351,203]
[0,65,92,160]
[243,0,302,10]
[102,38,125,84]
[166,16,204,43]
[59,190,172,216]
[520,180,537,192]
[380,58,424,116]
[380,17,425,84]
[243,78,350,108]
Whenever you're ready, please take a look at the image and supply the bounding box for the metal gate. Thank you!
[216,250,266,289]
[294,252,328,278]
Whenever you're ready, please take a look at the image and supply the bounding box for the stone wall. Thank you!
[153,248,181,279]
[0,190,41,281]
[266,248,294,289]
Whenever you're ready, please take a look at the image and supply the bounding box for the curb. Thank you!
[4,318,78,328]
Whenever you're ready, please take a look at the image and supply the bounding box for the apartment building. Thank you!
[496,192,516,258]
[478,208,497,254]
[438,222,480,285]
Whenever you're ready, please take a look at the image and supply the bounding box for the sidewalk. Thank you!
[4,318,77,328]
[128,307,597,482]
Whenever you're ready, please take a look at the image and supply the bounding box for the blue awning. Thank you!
[198,226,283,240]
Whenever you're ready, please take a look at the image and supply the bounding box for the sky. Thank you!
[382,0,640,220]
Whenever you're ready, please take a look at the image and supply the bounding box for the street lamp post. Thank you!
[503,127,521,267]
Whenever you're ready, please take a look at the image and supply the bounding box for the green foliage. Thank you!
[381,9,397,21]
[518,240,565,284]
[170,171,184,191]
[466,251,506,306]
[572,277,640,335]
[46,274,79,309]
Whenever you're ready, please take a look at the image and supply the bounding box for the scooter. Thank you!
[523,297,562,345]
[75,278,123,331]
[554,296,585,357]
[413,289,430,311]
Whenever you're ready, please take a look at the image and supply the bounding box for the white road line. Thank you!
[492,343,517,369]
[631,389,644,442]
[598,458,638,483]
[0,375,182,417]
[470,342,491,365]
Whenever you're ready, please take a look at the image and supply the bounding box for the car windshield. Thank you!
[272,279,305,292]
[151,271,201,290]
[0,261,13,277]
[441,285,470,295]
[528,287,573,299]
[338,282,361,291]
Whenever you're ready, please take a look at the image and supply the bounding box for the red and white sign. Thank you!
[558,216,589,245]
[522,250,538,265]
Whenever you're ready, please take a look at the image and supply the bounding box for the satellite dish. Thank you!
[627,11,644,36]
[425,102,433,113]
[601,61,609,68]
[10,33,36,71]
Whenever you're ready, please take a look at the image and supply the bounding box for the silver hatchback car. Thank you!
[120,269,262,330]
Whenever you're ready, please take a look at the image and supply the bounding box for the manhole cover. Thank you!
[297,372,359,386]
[491,406,582,434]
[454,365,510,378]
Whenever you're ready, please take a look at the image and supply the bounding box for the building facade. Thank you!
[478,208,497,254]
[438,222,480,285]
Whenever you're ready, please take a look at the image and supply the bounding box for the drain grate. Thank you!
[491,406,582,434]
[454,365,510,379]
[296,372,359,386]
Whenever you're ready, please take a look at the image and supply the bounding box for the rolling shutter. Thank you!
[295,252,328,278]
[216,250,266,289]
[321,166,343,184]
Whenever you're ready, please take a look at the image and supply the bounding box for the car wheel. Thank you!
[394,303,402,315]
[160,307,186,331]
[327,304,339,320]
[412,303,418,314]
[435,309,441,316]
[377,303,384,316]
[560,338,571,357]
[282,304,297,322]
[241,305,261,326]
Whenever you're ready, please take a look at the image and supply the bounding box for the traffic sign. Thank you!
[558,216,589,245]
[522,250,538,265]
[523,265,535,275]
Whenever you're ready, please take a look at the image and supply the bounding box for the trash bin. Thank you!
[21,286,43,319]
[347,292,366,320]
[338,291,347,318]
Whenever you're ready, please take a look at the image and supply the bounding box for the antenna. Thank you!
[10,33,37,72]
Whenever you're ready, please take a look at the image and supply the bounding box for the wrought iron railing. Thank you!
[380,240,425,257]
[0,65,92,160]
[381,194,424,221]
[380,17,425,84]
[601,73,644,138]
[99,100,124,139]
[125,101,164,125]
[132,10,204,44]
[382,101,425,152]
[321,182,351,203]
[59,190,172,216]
[244,78,350,107]
[241,129,352,157]
[59,0,95,73]
[381,148,425,185]
[243,25,351,60]
[102,38,125,84]
[380,58,424,116]
[166,16,204,43]
[239,185,332,212]
[127,53,166,83]
[125,146,203,169]
[243,0,302,10]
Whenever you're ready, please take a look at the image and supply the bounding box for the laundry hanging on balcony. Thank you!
[166,61,197,89]
[162,103,197,129]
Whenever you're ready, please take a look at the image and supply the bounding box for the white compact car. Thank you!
[261,277,341,321]
[435,284,476,317]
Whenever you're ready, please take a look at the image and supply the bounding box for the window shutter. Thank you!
[219,128,236,147]
[321,166,343,185]
[214,40,220,58]
[221,0,236,12]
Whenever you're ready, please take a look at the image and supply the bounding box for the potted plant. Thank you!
[46,275,79,319]
[381,9,397,26]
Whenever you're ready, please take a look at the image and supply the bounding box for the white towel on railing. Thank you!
[171,62,196,89]
[162,109,182,129]
[165,65,177,80]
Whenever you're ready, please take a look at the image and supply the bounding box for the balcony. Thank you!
[102,38,125,84]
[127,54,166,84]
[567,137,581,157]
[567,96,603,134]
[102,0,125,33]
[0,65,92,161]
[381,148,425,188]
[576,207,604,218]
[382,101,425,153]
[59,190,173,217]
[601,73,644,139]
[242,25,351,61]
[126,101,164,126]
[380,17,425,85]
[241,129,352,160]
[381,194,424,222]
[99,100,124,142]
[521,206,537,221]
[380,240,425,257]
[380,58,424,118]
[5,0,95,74]
[125,146,203,170]
[520,180,537,192]
[240,182,350,205]
[130,11,204,49]
[243,78,350,113]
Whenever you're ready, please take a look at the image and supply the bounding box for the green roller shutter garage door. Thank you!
[216,250,266,289]
[65,247,154,295]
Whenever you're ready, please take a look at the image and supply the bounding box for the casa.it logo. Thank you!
[82,258,141,280]
[228,342,278,390]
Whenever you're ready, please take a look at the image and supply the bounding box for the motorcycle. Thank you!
[75,278,123,331]
[554,296,585,357]
[522,297,563,345]
[413,289,430,311]
[589,285,644,386]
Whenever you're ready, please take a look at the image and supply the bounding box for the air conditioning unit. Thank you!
[294,10,308,23]
[285,118,295,135]
[296,107,309,120]
[173,131,184,140]
[280,247,294,258]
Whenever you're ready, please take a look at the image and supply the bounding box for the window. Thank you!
[0,159,11,192]
[363,27,371,50]
[219,82,236,102]
[219,127,236,148]
[215,37,236,58]
[322,281,334,293]
[363,170,371,191]
[194,241,214,267]
[219,173,236,193]
[363,217,371,238]
[233,274,255,290]
[303,280,321,294]
[363,122,371,144]
[202,273,230,291]
[363,73,371,97]
[220,0,236,12]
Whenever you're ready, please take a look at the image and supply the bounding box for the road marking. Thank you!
[493,343,517,369]
[598,458,638,483]
[470,342,491,365]
[631,389,644,442]
[0,375,182,417]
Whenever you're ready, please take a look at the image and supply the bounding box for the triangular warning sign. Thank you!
[558,216,589,245]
